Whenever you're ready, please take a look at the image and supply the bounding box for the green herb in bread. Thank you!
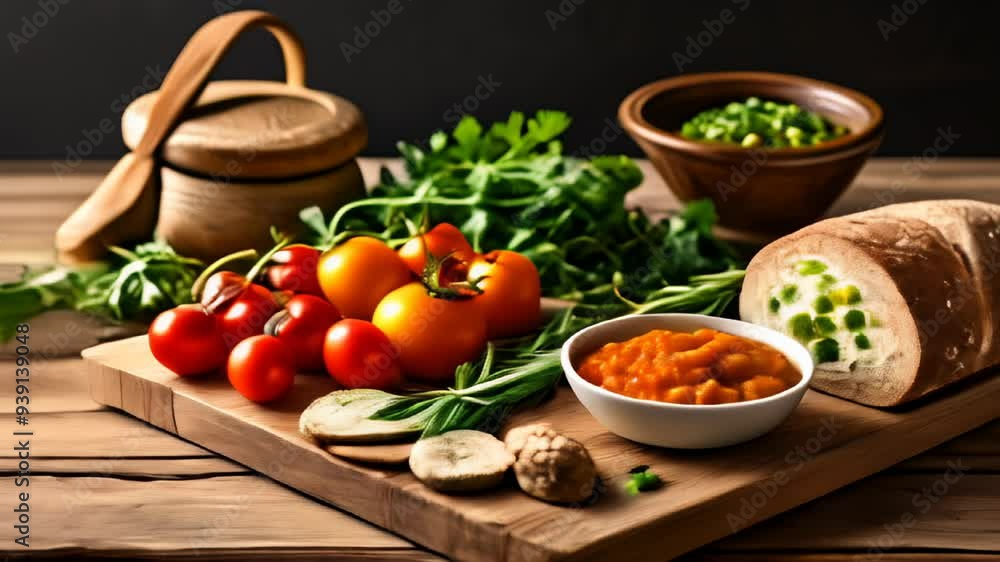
[741,200,1000,407]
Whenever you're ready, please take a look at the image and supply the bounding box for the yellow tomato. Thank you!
[318,237,412,320]
[372,282,488,384]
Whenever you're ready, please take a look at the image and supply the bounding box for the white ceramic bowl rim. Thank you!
[561,313,815,411]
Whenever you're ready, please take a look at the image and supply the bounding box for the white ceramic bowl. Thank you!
[561,313,814,449]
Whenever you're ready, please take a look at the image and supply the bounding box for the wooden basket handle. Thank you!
[135,10,307,155]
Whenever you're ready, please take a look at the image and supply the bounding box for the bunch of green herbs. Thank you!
[301,110,738,303]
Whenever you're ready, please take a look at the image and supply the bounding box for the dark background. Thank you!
[0,0,995,159]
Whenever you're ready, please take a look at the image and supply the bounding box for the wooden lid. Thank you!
[123,80,367,179]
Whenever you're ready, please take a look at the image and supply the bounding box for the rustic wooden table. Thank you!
[2,158,998,561]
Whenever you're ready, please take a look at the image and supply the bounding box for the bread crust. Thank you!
[741,200,994,406]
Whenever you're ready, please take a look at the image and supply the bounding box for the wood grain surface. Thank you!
[2,158,1000,561]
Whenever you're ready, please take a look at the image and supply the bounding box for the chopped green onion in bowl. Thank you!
[679,97,848,148]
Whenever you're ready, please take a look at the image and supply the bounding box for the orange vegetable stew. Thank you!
[576,328,802,405]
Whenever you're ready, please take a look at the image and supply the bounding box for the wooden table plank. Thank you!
[0,411,211,458]
[0,357,101,413]
[4,157,1000,264]
[714,473,1000,552]
[2,472,996,560]
[0,475,443,561]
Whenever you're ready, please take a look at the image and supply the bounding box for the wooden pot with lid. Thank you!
[55,11,367,263]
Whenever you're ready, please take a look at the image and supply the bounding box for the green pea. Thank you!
[796,259,828,276]
[789,313,815,341]
[741,133,763,147]
[818,273,838,292]
[814,316,837,335]
[855,333,872,350]
[812,338,840,363]
[843,310,866,331]
[780,284,799,304]
[813,295,834,314]
[769,297,781,314]
[830,285,862,306]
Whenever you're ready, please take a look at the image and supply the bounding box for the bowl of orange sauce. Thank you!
[561,314,813,449]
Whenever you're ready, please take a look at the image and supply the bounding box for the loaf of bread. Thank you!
[740,200,1000,406]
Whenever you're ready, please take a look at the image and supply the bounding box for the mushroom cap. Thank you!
[409,430,514,493]
[508,425,597,503]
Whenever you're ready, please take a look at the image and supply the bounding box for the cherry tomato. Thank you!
[467,250,541,339]
[218,283,280,349]
[397,223,476,280]
[323,319,402,390]
[372,282,488,384]
[267,294,342,371]
[267,244,324,297]
[317,237,412,320]
[148,304,228,376]
[227,335,296,403]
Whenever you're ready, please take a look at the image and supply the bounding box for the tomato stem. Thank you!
[191,249,259,300]
[244,238,291,284]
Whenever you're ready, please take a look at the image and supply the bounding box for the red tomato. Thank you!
[267,244,325,297]
[218,284,280,349]
[467,250,541,339]
[397,223,476,279]
[227,335,296,403]
[148,304,228,376]
[372,282,487,384]
[317,237,412,320]
[268,294,342,371]
[323,319,402,390]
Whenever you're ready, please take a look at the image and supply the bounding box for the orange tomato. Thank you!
[467,250,541,339]
[397,223,476,279]
[317,237,412,320]
[372,282,488,384]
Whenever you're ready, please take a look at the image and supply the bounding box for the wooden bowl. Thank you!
[619,72,884,237]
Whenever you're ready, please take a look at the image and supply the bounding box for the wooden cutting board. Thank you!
[83,335,1000,562]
